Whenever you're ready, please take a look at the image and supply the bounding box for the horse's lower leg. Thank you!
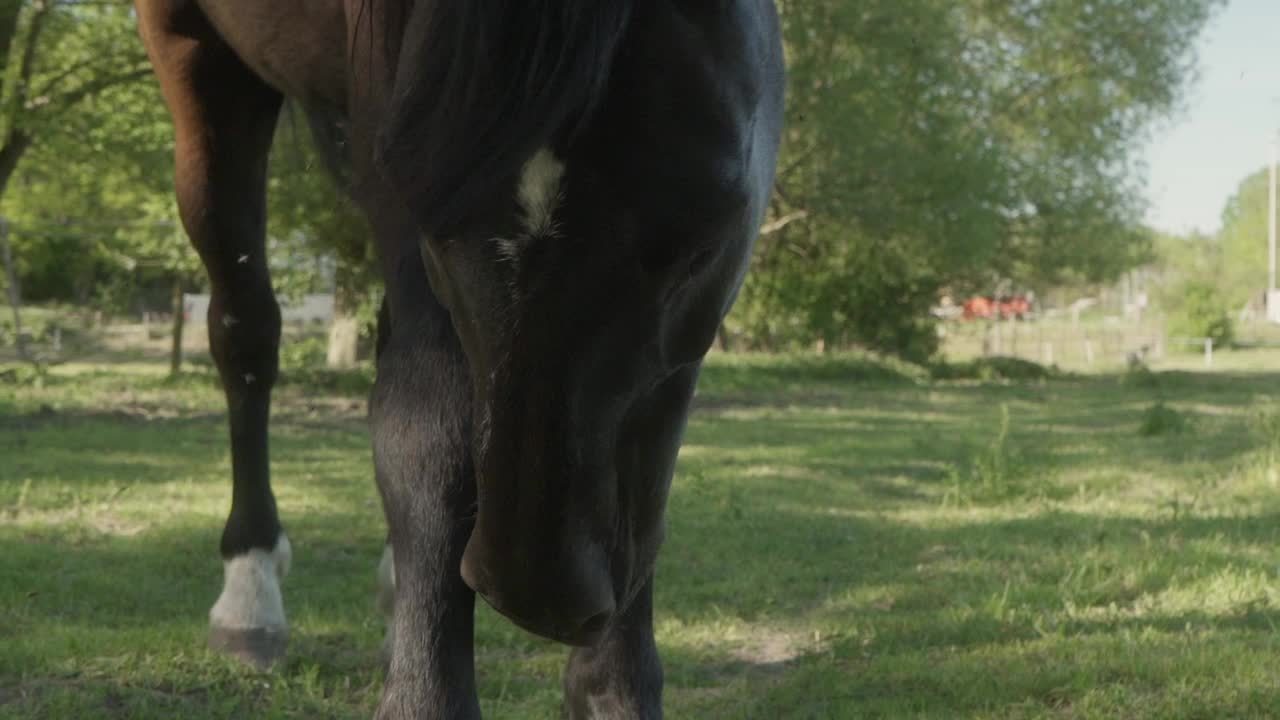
[203,241,287,667]
[369,280,481,719]
[563,578,664,720]
[138,1,286,669]
[191,116,287,665]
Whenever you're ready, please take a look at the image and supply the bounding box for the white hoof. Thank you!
[208,534,291,669]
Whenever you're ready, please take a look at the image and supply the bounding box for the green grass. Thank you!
[3,352,1280,718]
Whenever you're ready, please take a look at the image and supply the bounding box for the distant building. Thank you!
[183,293,335,324]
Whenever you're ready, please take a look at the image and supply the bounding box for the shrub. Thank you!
[942,404,1056,505]
[278,334,328,372]
[1139,400,1187,436]
[1172,281,1233,347]
[930,356,1055,382]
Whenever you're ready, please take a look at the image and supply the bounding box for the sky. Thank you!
[1141,0,1280,236]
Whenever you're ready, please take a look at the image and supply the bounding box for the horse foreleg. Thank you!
[137,0,288,670]
[367,243,481,718]
[562,577,664,720]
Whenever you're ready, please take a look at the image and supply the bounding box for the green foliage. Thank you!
[696,350,928,395]
[1,24,380,322]
[1148,229,1223,315]
[1246,398,1280,487]
[1121,361,1161,390]
[0,1,1226,361]
[929,356,1055,382]
[733,0,1222,358]
[277,333,328,373]
[276,330,379,393]
[267,112,379,308]
[1217,168,1269,307]
[1171,280,1234,347]
[942,403,1052,505]
[1152,166,1280,339]
[965,403,1014,499]
[0,302,91,350]
[0,1,176,316]
[1249,398,1280,447]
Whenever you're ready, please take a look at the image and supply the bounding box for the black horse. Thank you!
[135,1,784,717]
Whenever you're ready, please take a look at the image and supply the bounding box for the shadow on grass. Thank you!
[4,499,1277,716]
[658,501,1280,718]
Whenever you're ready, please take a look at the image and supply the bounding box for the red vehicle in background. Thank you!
[962,295,1032,320]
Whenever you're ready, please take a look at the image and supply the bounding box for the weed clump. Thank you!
[1121,361,1161,390]
[931,356,1055,383]
[1139,400,1187,436]
[1247,399,1280,486]
[943,403,1055,506]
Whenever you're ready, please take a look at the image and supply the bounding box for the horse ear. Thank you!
[375,1,633,238]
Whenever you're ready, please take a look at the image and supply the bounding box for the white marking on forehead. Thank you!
[517,148,565,238]
[494,237,522,265]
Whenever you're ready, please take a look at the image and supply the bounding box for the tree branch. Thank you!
[760,211,810,236]
[11,0,52,117]
[0,0,23,76]
[30,53,104,100]
[32,65,151,115]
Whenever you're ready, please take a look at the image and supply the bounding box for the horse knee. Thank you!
[205,291,282,388]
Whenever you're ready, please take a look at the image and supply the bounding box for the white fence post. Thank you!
[1204,338,1213,367]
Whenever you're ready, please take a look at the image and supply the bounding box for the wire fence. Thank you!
[939,317,1226,370]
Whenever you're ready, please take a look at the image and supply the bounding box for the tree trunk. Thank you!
[0,0,25,69]
[326,277,359,369]
[326,313,359,368]
[169,275,184,377]
[0,216,25,360]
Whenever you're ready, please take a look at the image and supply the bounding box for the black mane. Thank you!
[375,1,635,237]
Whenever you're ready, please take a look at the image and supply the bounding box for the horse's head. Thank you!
[379,2,783,646]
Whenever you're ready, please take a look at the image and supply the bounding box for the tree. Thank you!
[0,0,153,359]
[268,113,379,368]
[0,1,150,203]
[729,0,1223,359]
[1217,168,1270,308]
[5,61,380,371]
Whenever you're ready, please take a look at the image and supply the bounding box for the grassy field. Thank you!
[3,351,1280,718]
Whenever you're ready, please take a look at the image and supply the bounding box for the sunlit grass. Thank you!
[3,352,1280,717]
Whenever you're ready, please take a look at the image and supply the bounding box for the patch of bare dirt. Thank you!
[727,629,811,671]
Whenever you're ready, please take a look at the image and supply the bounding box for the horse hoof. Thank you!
[209,624,289,671]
